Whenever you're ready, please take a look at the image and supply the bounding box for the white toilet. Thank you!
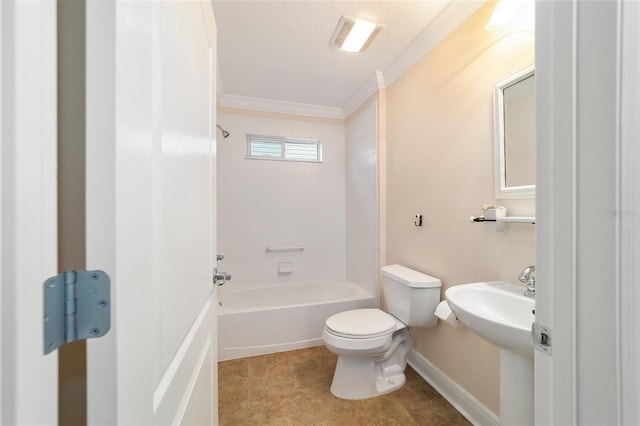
[322,264,441,400]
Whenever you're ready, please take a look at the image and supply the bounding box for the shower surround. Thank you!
[216,104,380,358]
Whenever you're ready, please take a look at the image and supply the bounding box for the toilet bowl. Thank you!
[323,308,413,399]
[322,265,441,400]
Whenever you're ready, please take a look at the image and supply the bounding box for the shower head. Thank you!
[216,124,230,139]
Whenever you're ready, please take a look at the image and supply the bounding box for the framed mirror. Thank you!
[494,65,535,199]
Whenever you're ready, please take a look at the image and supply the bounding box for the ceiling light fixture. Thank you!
[330,16,382,53]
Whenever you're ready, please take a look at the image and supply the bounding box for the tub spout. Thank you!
[213,268,231,286]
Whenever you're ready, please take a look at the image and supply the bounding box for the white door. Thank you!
[534,1,576,423]
[0,0,58,424]
[85,1,219,424]
[536,0,637,424]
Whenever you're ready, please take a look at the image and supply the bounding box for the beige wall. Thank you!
[383,2,535,414]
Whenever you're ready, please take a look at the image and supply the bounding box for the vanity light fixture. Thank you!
[330,16,382,53]
[485,0,535,32]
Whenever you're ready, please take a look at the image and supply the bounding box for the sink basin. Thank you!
[445,281,535,357]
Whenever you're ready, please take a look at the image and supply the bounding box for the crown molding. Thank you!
[218,93,345,120]
[342,71,386,119]
[216,0,485,121]
[341,1,485,117]
[382,0,485,88]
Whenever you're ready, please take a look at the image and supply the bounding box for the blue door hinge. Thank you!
[43,270,111,355]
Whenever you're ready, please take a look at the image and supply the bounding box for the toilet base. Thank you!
[330,356,406,400]
[328,328,412,400]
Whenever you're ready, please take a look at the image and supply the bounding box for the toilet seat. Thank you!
[325,309,397,339]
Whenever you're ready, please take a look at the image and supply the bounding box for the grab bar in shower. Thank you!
[265,245,305,253]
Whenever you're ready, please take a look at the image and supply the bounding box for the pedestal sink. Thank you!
[445,281,535,426]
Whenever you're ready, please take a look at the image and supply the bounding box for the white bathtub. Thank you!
[217,281,375,361]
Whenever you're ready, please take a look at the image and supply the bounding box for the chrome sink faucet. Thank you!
[519,265,536,298]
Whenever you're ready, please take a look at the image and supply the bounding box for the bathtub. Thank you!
[217,280,375,361]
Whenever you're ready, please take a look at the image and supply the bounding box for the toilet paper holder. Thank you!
[434,300,460,327]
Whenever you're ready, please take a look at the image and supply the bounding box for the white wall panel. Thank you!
[217,113,346,287]
[345,99,379,297]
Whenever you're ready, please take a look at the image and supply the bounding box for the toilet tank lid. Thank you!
[381,264,441,288]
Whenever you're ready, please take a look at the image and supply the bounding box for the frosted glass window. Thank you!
[246,135,321,163]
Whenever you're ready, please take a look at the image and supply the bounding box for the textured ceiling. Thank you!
[212,0,468,114]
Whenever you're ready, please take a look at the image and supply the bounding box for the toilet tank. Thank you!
[381,264,442,327]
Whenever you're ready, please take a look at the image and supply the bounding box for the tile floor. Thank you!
[218,346,471,425]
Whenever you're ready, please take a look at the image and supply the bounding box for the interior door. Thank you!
[536,0,626,424]
[85,2,218,424]
[0,0,58,424]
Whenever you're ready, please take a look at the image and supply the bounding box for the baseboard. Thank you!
[407,349,499,426]
[218,338,323,362]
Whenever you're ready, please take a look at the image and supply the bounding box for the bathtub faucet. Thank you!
[213,268,232,286]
